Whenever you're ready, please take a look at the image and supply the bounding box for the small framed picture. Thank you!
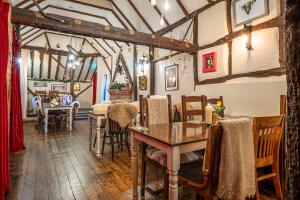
[202,52,217,73]
[233,0,269,26]
[51,84,67,92]
[74,83,81,91]
[165,64,179,91]
[138,75,147,90]
[33,82,48,87]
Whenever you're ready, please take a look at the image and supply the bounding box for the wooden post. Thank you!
[193,12,199,86]
[285,0,300,199]
[149,47,155,95]
[133,45,138,101]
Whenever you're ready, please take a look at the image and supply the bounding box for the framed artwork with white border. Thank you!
[233,0,269,26]
[165,64,179,91]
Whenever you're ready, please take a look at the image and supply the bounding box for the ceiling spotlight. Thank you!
[164,0,170,10]
[160,14,165,26]
[151,0,156,6]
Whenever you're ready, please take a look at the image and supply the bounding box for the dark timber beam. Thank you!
[47,54,52,79]
[85,57,95,80]
[176,0,188,16]
[77,58,86,81]
[153,52,181,64]
[30,50,34,78]
[147,0,170,26]
[102,39,116,54]
[54,55,61,80]
[22,30,43,44]
[149,47,155,95]
[127,0,154,33]
[14,0,31,8]
[21,27,35,37]
[12,8,197,53]
[21,45,103,58]
[156,0,225,36]
[133,45,137,101]
[193,13,199,86]
[39,52,44,79]
[93,38,111,57]
[109,0,137,31]
[44,32,51,48]
[226,0,233,75]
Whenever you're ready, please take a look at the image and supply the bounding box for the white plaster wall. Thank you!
[20,50,28,119]
[155,0,287,117]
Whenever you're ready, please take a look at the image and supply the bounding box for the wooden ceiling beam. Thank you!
[42,5,114,27]
[64,0,129,29]
[12,8,198,53]
[24,0,46,10]
[21,27,35,37]
[147,0,170,26]
[102,39,116,54]
[14,0,31,8]
[77,58,86,81]
[22,45,103,58]
[156,0,225,36]
[127,0,154,33]
[22,29,43,43]
[109,0,137,31]
[93,38,112,57]
[176,0,188,16]
[85,57,95,80]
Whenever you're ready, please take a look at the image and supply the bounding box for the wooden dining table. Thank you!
[129,121,209,200]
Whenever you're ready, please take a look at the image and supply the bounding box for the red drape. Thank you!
[0,2,11,199]
[10,28,26,153]
[93,72,97,105]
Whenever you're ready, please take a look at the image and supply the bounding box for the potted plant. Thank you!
[212,101,225,123]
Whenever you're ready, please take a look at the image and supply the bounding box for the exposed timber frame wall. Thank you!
[194,0,286,85]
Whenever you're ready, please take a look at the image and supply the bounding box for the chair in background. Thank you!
[252,115,285,200]
[178,124,223,200]
[207,96,224,117]
[140,95,172,200]
[182,95,207,122]
[59,101,80,131]
[35,90,47,102]
[34,101,56,133]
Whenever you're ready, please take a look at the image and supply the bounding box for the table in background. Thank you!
[130,122,209,200]
[88,111,105,158]
[43,103,73,134]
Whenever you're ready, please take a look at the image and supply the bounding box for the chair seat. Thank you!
[147,148,203,167]
[179,159,204,185]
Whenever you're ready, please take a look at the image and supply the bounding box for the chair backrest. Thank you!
[71,101,80,114]
[139,95,172,126]
[207,96,224,117]
[181,95,207,122]
[252,115,284,168]
[63,95,73,105]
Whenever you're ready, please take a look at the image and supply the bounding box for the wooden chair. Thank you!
[35,102,56,133]
[252,115,285,200]
[101,115,130,161]
[182,95,207,122]
[59,101,80,131]
[178,124,223,200]
[140,94,172,200]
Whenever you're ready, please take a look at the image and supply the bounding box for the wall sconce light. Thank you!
[138,53,149,74]
[243,24,253,51]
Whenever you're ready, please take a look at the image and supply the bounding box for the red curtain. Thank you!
[10,28,26,153]
[0,2,11,199]
[93,72,97,105]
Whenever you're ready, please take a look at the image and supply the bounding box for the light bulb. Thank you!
[151,0,156,6]
[74,60,80,66]
[67,62,73,68]
[160,14,165,26]
[164,0,170,10]
[69,54,75,61]
[17,57,22,64]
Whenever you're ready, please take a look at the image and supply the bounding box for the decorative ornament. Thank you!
[56,43,60,48]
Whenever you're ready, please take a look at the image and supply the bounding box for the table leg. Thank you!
[94,117,101,158]
[44,109,48,134]
[167,146,180,200]
[130,131,138,200]
[88,115,92,150]
[69,108,73,131]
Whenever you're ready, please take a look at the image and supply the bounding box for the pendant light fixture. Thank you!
[164,0,170,10]
[151,0,156,6]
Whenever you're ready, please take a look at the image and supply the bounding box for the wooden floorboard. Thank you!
[6,120,277,200]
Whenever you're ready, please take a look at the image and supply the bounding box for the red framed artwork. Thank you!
[202,52,217,73]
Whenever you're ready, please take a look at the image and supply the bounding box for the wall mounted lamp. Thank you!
[243,24,253,51]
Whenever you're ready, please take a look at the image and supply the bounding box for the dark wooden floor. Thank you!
[6,120,277,200]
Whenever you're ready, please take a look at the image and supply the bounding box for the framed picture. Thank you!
[33,82,48,87]
[202,52,217,73]
[74,83,81,91]
[233,0,269,26]
[138,75,147,90]
[165,64,178,91]
[51,84,67,92]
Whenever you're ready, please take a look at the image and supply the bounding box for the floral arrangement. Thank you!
[213,101,225,116]
[109,82,127,90]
